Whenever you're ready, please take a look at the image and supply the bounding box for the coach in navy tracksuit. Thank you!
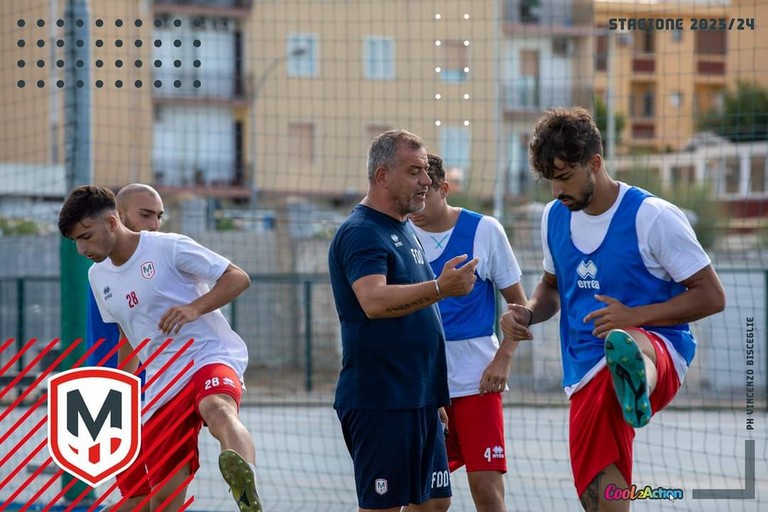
[329,129,478,511]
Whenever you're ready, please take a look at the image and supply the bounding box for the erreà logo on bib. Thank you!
[47,368,141,487]
[576,260,600,289]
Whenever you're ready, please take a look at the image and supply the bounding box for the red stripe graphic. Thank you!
[0,338,39,377]
[18,465,61,511]
[0,339,106,476]
[87,389,195,511]
[153,467,196,512]
[0,337,104,449]
[117,432,195,512]
[0,338,16,355]
[0,336,200,509]
[180,495,195,511]
[0,338,92,511]
[49,360,194,510]
[0,417,46,475]
[140,344,195,411]
[0,337,100,428]
[0,338,62,401]
[0,439,49,505]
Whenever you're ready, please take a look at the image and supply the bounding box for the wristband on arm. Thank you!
[523,306,533,327]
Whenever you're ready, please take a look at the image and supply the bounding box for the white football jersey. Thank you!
[410,213,522,397]
[89,231,249,420]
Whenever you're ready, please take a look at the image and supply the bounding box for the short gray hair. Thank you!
[367,129,424,183]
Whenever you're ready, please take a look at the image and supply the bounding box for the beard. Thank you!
[560,177,595,212]
[391,190,426,216]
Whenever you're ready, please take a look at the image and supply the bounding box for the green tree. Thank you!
[697,81,768,142]
[0,217,45,236]
[594,95,626,157]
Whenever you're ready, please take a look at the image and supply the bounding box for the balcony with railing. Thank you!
[154,0,252,17]
[152,71,252,104]
[632,55,656,75]
[502,0,593,36]
[502,82,592,114]
[630,120,656,140]
[629,94,657,141]
[152,157,247,192]
[504,0,574,26]
[693,30,727,82]
[695,56,727,82]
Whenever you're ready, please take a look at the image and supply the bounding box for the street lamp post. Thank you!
[249,47,307,206]
[606,29,616,166]
[601,27,629,166]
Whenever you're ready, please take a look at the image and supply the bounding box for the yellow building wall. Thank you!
[595,0,730,153]
[248,0,499,198]
[0,0,153,188]
[730,0,768,89]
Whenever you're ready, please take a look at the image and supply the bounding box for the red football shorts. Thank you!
[115,445,151,498]
[141,363,242,489]
[569,328,681,497]
[445,392,507,473]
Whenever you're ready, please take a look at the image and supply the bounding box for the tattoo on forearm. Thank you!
[579,471,604,512]
[385,296,432,313]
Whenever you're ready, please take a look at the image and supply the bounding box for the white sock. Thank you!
[248,462,257,477]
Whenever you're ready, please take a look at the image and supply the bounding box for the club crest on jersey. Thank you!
[576,260,600,289]
[390,234,403,247]
[103,286,112,301]
[140,261,155,279]
[48,368,142,487]
[375,478,388,495]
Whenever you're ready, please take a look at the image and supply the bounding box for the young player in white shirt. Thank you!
[410,154,527,512]
[58,185,262,512]
[87,183,164,512]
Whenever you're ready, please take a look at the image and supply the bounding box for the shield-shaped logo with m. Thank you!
[48,368,141,487]
[141,261,155,279]
[375,478,388,495]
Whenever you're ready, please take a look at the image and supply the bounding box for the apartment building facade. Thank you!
[1,0,593,208]
[501,0,594,197]
[594,0,730,153]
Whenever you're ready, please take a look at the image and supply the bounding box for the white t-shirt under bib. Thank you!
[410,213,522,397]
[540,182,711,396]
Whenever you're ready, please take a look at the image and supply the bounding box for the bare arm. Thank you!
[633,265,725,325]
[352,254,479,319]
[495,282,528,359]
[500,271,560,342]
[159,263,250,334]
[527,271,561,324]
[479,281,528,395]
[585,265,725,338]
